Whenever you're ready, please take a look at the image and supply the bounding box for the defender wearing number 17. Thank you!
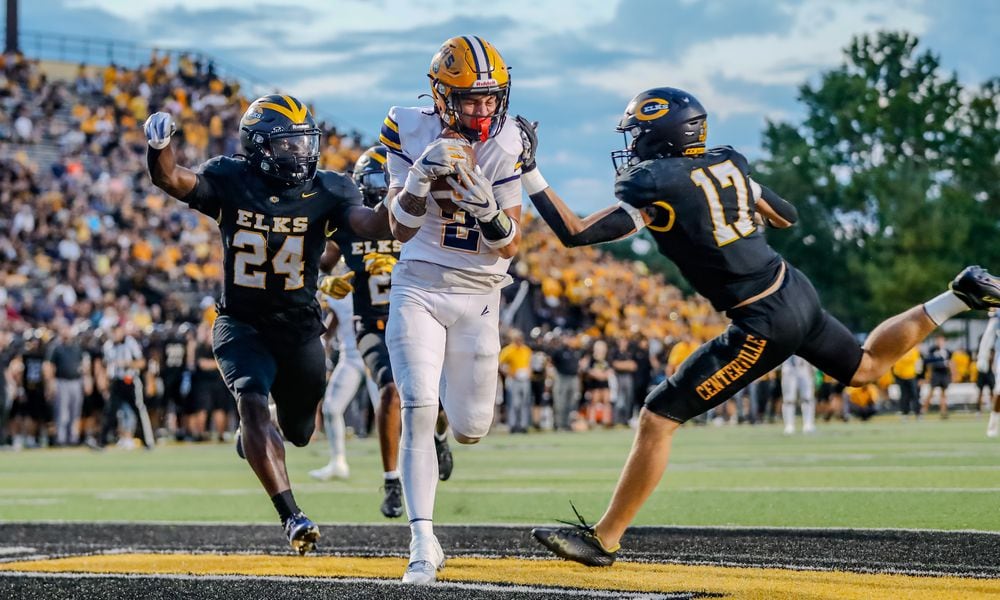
[519,87,1000,566]
[143,95,390,555]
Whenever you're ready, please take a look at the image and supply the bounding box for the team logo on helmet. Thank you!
[636,98,670,121]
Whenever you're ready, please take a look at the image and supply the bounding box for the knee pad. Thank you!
[453,431,482,445]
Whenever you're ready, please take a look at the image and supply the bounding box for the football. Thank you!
[429,130,475,214]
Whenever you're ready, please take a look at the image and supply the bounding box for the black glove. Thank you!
[515,115,539,173]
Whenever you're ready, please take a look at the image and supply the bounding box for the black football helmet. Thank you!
[239,94,321,185]
[351,145,389,208]
[611,87,707,174]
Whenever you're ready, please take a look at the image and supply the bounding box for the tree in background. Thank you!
[756,31,999,330]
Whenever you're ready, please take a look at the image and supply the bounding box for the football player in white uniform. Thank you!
[309,289,379,481]
[976,309,1000,438]
[780,355,817,434]
[380,35,523,584]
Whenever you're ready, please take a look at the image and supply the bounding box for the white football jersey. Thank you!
[382,106,522,293]
[325,293,363,367]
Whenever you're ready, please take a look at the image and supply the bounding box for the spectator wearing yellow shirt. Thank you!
[892,346,922,418]
[665,333,696,378]
[846,384,878,421]
[499,330,533,434]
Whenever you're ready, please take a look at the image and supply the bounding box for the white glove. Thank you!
[144,112,176,150]
[447,164,500,220]
[404,138,471,197]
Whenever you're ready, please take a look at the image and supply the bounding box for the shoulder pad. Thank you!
[389,106,440,157]
[315,169,357,196]
[491,118,524,158]
[197,155,244,177]
[614,163,658,208]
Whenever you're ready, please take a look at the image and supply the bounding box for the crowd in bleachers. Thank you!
[0,51,993,451]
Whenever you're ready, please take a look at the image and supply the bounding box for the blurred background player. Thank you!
[311,146,454,518]
[892,346,922,420]
[143,93,390,554]
[781,355,816,434]
[515,86,1000,567]
[381,36,523,583]
[309,285,378,482]
[921,335,953,419]
[976,309,1000,437]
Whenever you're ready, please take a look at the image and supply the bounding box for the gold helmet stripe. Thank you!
[259,95,309,124]
[368,150,387,165]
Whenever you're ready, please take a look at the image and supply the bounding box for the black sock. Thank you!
[271,490,300,523]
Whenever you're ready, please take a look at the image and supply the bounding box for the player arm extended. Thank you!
[146,139,199,200]
[520,172,649,248]
[751,181,798,229]
[345,201,392,241]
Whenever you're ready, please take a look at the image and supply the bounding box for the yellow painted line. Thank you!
[1,554,998,600]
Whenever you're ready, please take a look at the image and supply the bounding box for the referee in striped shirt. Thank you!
[99,324,154,449]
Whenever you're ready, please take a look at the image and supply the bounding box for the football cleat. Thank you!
[283,512,320,556]
[950,266,1000,311]
[309,458,349,481]
[532,503,618,567]
[435,435,454,482]
[402,534,445,584]
[380,478,404,519]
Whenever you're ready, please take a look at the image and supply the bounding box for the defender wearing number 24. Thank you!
[143,94,390,557]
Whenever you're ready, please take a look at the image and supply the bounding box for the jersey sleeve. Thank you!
[179,156,233,219]
[321,172,365,226]
[613,164,658,208]
[491,157,522,211]
[381,107,412,189]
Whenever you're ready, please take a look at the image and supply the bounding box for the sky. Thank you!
[15,0,1000,211]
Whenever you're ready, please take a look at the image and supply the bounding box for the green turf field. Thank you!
[1,415,998,530]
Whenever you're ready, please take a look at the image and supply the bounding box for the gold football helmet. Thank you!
[428,36,510,142]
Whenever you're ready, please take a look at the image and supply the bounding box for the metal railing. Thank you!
[11,30,277,98]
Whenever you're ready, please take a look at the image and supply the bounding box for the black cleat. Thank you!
[283,512,320,555]
[380,478,404,519]
[950,266,1000,311]
[235,427,245,460]
[435,435,454,481]
[532,503,618,567]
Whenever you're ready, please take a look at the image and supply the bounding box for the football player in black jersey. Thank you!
[517,87,1000,567]
[144,94,390,555]
[315,146,455,519]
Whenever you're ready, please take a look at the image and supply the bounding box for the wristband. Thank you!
[481,213,517,248]
[403,169,431,197]
[390,192,426,229]
[520,168,548,195]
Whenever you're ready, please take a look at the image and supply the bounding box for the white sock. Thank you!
[802,399,816,430]
[323,403,346,463]
[988,412,1000,432]
[400,405,439,523]
[384,470,401,480]
[923,291,969,326]
[782,403,797,429]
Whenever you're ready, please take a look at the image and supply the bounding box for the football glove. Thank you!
[319,272,355,299]
[447,164,500,221]
[413,138,472,179]
[144,112,176,150]
[514,115,539,173]
[363,252,397,276]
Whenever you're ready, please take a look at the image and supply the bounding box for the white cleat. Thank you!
[309,458,350,481]
[402,534,445,584]
[987,428,999,439]
[783,426,795,436]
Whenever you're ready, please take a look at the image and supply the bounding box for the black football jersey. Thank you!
[160,336,188,377]
[181,156,363,321]
[615,146,783,311]
[332,230,402,322]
